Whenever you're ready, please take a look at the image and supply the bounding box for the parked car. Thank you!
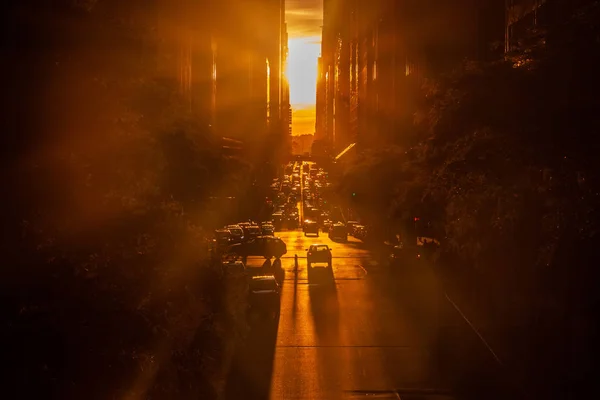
[328,223,348,242]
[222,259,246,275]
[212,229,232,253]
[353,225,367,240]
[346,221,360,236]
[388,242,424,266]
[272,212,284,229]
[226,225,244,243]
[227,236,287,259]
[286,213,299,229]
[261,224,275,236]
[242,224,262,241]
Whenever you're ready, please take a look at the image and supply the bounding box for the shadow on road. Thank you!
[292,256,299,322]
[224,301,280,400]
[308,268,339,344]
[271,258,285,287]
[340,241,368,250]
[329,237,349,244]
[380,259,509,399]
[246,259,284,286]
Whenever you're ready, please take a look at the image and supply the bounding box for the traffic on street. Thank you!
[212,161,500,400]
[6,1,597,399]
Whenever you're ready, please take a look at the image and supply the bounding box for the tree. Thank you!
[341,3,600,390]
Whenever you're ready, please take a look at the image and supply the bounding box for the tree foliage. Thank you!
[341,2,600,382]
[346,1,600,260]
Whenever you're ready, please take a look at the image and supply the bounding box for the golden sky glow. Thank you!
[287,37,320,107]
[286,0,322,136]
[286,0,323,37]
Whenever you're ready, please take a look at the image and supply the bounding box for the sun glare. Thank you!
[286,37,321,107]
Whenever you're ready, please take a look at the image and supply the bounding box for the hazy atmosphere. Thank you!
[2,1,599,399]
[286,0,322,135]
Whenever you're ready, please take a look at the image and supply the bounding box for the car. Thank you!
[227,236,287,259]
[305,207,320,220]
[388,242,424,266]
[222,259,246,275]
[353,225,367,240]
[271,212,284,229]
[306,244,332,269]
[238,221,252,230]
[303,220,319,236]
[226,225,244,243]
[346,221,360,236]
[242,224,262,241]
[212,229,232,253]
[286,213,299,228]
[328,223,348,241]
[248,275,281,317]
[261,224,275,236]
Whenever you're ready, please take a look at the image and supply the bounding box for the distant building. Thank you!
[315,57,326,141]
[282,23,292,138]
[291,134,314,155]
[172,0,290,148]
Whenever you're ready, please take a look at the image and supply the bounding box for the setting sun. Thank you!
[286,37,321,107]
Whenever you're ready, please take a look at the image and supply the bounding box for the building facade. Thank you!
[157,0,288,152]
[318,0,506,153]
[316,0,594,155]
[282,23,292,138]
[315,56,326,141]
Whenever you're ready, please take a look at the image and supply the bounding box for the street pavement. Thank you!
[224,228,503,400]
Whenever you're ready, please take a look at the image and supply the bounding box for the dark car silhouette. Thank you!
[227,236,287,259]
[303,220,319,237]
[306,244,332,269]
[328,223,348,241]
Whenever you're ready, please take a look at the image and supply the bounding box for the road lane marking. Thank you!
[346,389,453,398]
[275,345,414,348]
[444,293,503,365]
[282,277,364,281]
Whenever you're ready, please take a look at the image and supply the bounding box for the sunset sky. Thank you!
[286,0,322,136]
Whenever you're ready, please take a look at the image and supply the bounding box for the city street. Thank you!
[225,228,501,400]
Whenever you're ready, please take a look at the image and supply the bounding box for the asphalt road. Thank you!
[225,229,503,400]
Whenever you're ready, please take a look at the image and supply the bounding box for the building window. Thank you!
[373,61,377,81]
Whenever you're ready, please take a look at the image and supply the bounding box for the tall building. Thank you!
[318,0,506,153]
[176,0,287,151]
[282,23,292,138]
[315,56,326,140]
